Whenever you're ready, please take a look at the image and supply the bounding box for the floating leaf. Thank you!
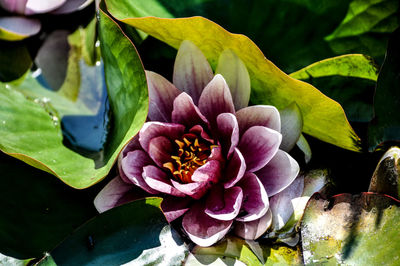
[0,7,148,188]
[290,54,378,81]
[301,192,400,265]
[368,28,400,150]
[48,198,187,266]
[0,153,96,259]
[104,0,360,151]
[325,0,399,57]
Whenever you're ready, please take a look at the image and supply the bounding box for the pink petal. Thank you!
[25,0,66,15]
[171,92,209,128]
[161,196,192,223]
[0,0,27,14]
[216,113,239,158]
[256,149,299,197]
[148,136,173,167]
[236,105,281,135]
[182,202,233,247]
[139,122,185,153]
[205,186,243,221]
[145,71,181,122]
[173,40,213,104]
[269,177,304,231]
[171,179,210,200]
[223,148,246,188]
[238,126,282,172]
[189,125,214,143]
[234,209,272,240]
[51,0,93,14]
[191,160,221,183]
[198,74,235,131]
[94,177,145,213]
[215,49,251,110]
[236,173,269,222]
[142,165,186,197]
[121,150,158,194]
[208,146,223,162]
[121,134,141,157]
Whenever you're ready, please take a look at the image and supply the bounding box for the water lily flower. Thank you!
[0,0,93,41]
[94,40,300,247]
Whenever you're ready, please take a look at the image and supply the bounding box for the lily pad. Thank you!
[103,0,360,152]
[48,198,188,266]
[0,152,96,259]
[325,0,399,58]
[0,7,148,189]
[301,192,400,265]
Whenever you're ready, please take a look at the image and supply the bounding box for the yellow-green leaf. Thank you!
[105,1,360,151]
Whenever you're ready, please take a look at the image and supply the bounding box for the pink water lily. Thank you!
[94,40,300,247]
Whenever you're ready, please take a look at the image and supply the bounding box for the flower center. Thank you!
[163,133,216,183]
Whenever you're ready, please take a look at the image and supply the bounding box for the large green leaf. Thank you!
[0,8,148,189]
[186,236,302,265]
[0,152,97,259]
[104,0,360,151]
[368,28,400,150]
[47,198,188,265]
[290,54,378,123]
[325,0,399,58]
[301,192,400,265]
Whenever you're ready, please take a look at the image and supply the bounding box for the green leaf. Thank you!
[290,54,378,123]
[0,7,148,189]
[0,153,96,259]
[325,0,399,57]
[104,0,360,151]
[0,253,33,266]
[186,236,302,265]
[368,28,400,150]
[49,198,188,265]
[301,192,400,265]
[290,54,379,81]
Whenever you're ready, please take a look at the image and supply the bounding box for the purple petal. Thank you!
[198,74,235,131]
[182,202,233,247]
[25,0,67,15]
[173,40,213,104]
[238,126,282,172]
[121,134,141,157]
[236,173,269,222]
[269,176,304,231]
[234,209,272,240]
[223,148,246,188]
[208,146,223,162]
[191,160,221,183]
[236,105,281,135]
[171,92,209,128]
[148,136,173,167]
[139,122,185,153]
[161,196,192,223]
[171,179,210,200]
[0,0,27,14]
[94,177,131,213]
[142,165,186,197]
[189,125,213,143]
[256,149,299,197]
[51,0,93,14]
[215,49,250,110]
[205,186,243,221]
[145,70,181,122]
[279,102,303,152]
[121,150,158,194]
[0,16,40,41]
[217,113,239,158]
